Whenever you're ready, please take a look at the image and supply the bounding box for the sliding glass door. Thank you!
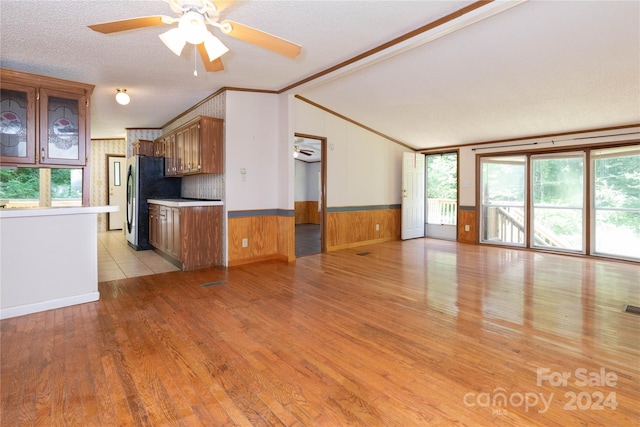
[592,146,640,260]
[478,144,639,261]
[531,153,585,252]
[480,156,526,246]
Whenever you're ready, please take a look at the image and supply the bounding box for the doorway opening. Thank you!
[294,134,326,257]
[425,152,458,240]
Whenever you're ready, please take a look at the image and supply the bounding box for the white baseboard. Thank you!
[0,292,100,320]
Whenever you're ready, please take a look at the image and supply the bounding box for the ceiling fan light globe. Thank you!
[115,89,130,105]
[159,28,187,56]
[179,11,207,45]
[202,32,229,61]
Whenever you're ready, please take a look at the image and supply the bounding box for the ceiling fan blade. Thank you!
[88,16,172,34]
[212,0,236,12]
[220,20,301,58]
[197,43,225,72]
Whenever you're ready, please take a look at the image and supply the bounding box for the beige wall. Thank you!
[90,138,126,232]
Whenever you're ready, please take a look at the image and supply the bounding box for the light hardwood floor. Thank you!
[2,239,639,426]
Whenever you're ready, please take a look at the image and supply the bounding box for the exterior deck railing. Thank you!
[483,204,567,247]
[427,198,457,225]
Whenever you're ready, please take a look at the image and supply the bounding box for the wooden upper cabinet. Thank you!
[39,88,87,165]
[198,117,223,174]
[132,139,154,157]
[188,122,200,173]
[154,116,223,176]
[0,68,93,167]
[164,133,177,176]
[153,138,164,157]
[176,127,187,174]
[0,82,36,164]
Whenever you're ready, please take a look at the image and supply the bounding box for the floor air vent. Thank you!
[357,251,371,256]
[202,280,227,288]
[623,304,640,315]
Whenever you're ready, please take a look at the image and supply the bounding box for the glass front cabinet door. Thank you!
[39,88,86,165]
[0,83,36,164]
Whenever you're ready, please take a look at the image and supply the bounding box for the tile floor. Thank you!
[98,230,180,282]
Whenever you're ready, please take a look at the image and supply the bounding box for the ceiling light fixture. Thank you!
[159,10,229,62]
[179,11,207,45]
[115,89,130,105]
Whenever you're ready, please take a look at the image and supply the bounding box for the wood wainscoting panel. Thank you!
[228,216,252,262]
[278,215,295,262]
[294,201,320,224]
[307,201,320,224]
[327,207,400,251]
[250,215,279,258]
[458,208,477,244]
[374,208,401,241]
[228,213,293,266]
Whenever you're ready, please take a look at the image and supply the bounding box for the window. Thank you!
[480,155,526,246]
[592,146,640,260]
[531,153,585,252]
[0,167,82,208]
[478,144,640,262]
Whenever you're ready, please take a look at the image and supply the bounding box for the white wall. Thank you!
[0,210,102,319]
[279,93,295,210]
[294,160,308,201]
[90,138,126,231]
[225,91,282,211]
[293,98,405,207]
[294,160,321,202]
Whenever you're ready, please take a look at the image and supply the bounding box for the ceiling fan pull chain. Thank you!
[194,45,198,76]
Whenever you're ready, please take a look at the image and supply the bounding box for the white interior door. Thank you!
[108,155,126,230]
[401,152,425,240]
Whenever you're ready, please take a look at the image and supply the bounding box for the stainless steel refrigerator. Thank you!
[125,155,182,250]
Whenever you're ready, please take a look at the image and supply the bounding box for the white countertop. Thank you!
[0,205,118,219]
[148,199,224,207]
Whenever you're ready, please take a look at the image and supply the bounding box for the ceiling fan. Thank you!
[294,144,314,157]
[88,0,302,72]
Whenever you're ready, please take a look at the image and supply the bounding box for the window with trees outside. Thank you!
[592,145,640,260]
[531,153,585,252]
[0,167,82,208]
[426,153,457,225]
[479,144,640,262]
[480,155,527,246]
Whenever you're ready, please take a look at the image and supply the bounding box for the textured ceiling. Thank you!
[297,0,640,148]
[1,0,639,148]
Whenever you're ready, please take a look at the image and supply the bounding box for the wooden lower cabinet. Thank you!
[149,204,222,270]
[149,204,160,247]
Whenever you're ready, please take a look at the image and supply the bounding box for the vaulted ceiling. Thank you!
[1,0,638,150]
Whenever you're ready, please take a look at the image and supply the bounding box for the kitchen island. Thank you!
[0,205,118,319]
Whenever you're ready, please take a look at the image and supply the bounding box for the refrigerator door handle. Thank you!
[126,164,134,234]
